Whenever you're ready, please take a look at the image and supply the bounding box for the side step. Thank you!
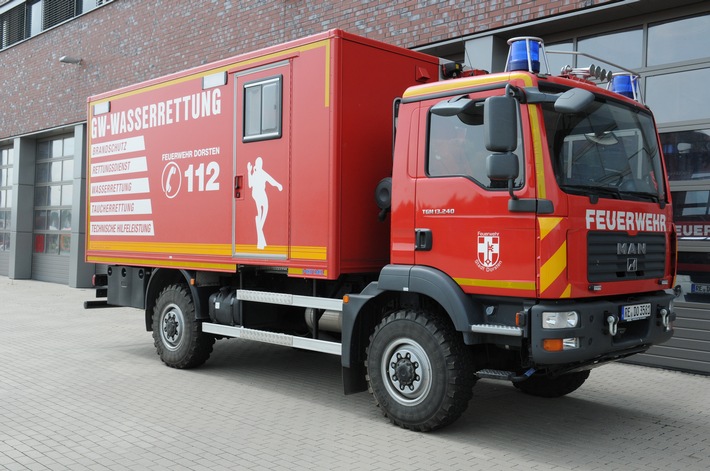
[476,369,516,381]
[476,368,536,383]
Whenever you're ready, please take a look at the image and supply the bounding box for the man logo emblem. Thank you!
[627,258,638,272]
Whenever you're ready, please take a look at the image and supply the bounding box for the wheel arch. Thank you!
[144,268,207,331]
[378,264,485,331]
[340,265,485,393]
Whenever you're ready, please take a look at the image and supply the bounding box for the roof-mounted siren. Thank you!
[608,73,641,102]
[505,37,549,74]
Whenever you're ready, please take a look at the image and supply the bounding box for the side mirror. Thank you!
[487,152,519,181]
[484,96,517,152]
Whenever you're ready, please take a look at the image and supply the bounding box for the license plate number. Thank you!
[620,303,652,321]
[691,283,710,294]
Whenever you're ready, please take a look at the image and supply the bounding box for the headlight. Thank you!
[542,311,579,329]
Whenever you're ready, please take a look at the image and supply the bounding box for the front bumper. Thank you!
[529,291,674,366]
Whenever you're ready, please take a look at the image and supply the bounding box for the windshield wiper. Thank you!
[619,190,660,203]
[559,184,622,200]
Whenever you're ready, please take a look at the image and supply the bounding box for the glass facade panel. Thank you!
[36,141,50,159]
[49,186,61,206]
[0,233,9,251]
[35,210,47,230]
[545,41,574,76]
[61,184,72,205]
[661,130,710,181]
[36,162,49,183]
[60,210,71,230]
[578,28,643,70]
[59,235,71,255]
[63,160,74,180]
[647,69,710,124]
[50,161,62,182]
[34,136,74,256]
[45,234,59,254]
[0,147,12,250]
[52,138,63,158]
[648,15,710,67]
[63,137,74,156]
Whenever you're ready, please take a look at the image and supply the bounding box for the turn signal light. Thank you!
[543,338,580,351]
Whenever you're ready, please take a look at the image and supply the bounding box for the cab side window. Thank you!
[427,106,523,189]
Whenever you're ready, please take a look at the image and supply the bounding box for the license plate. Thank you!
[620,303,652,321]
[691,283,710,294]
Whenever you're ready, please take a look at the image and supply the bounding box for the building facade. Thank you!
[1,0,708,373]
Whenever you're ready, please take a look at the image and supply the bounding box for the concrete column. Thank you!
[68,124,94,288]
[9,137,36,279]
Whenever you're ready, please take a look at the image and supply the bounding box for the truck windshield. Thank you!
[542,98,665,203]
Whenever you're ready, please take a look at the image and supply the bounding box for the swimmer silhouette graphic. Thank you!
[247,157,283,249]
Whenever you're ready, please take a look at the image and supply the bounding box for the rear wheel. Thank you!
[152,284,214,369]
[513,370,590,398]
[365,309,474,431]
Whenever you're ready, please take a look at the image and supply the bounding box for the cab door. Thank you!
[413,93,537,298]
[233,62,291,260]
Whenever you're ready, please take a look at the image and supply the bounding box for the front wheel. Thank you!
[152,284,214,369]
[365,309,474,431]
[513,370,590,398]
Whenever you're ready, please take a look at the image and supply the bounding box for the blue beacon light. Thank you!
[506,37,543,73]
[611,74,639,100]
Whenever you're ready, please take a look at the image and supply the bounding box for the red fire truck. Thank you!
[86,29,676,431]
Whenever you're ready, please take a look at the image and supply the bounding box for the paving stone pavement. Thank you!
[1,277,709,471]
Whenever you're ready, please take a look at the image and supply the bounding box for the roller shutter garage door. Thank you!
[626,304,710,375]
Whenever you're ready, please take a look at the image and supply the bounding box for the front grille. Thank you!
[588,232,666,282]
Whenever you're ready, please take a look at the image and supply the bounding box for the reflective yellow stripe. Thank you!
[538,217,562,241]
[88,241,232,255]
[561,283,572,298]
[291,246,327,260]
[455,277,536,291]
[86,256,236,272]
[90,242,327,261]
[540,241,567,293]
[528,104,547,200]
[402,72,534,99]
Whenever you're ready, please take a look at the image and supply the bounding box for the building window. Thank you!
[34,136,73,256]
[0,4,25,49]
[0,0,113,50]
[577,28,643,70]
[648,14,710,67]
[0,147,13,253]
[243,76,282,142]
[646,69,710,125]
[661,129,710,182]
[28,0,43,37]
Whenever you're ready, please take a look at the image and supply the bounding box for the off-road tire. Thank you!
[365,309,474,431]
[152,284,214,369]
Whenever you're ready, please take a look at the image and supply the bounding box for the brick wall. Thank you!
[0,0,617,139]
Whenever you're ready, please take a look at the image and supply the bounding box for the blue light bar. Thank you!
[610,74,640,100]
[506,37,543,73]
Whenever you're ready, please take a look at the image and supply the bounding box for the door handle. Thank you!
[234,175,243,199]
[415,228,432,251]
